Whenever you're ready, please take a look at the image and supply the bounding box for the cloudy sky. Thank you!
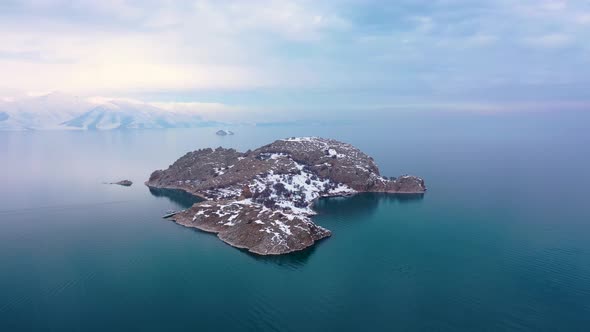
[1,0,589,113]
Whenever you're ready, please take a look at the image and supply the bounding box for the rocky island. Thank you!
[146,137,425,255]
[111,180,133,186]
[216,129,234,136]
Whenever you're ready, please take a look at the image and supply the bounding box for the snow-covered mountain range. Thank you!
[0,92,219,130]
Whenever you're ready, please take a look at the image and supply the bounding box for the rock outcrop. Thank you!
[216,129,234,136]
[112,180,133,186]
[146,137,425,255]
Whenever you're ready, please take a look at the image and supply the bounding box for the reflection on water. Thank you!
[147,189,423,267]
[247,193,424,266]
[314,192,424,217]
[248,193,425,268]
[384,193,425,202]
[148,187,201,209]
[244,244,319,269]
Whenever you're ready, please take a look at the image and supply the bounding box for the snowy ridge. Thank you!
[0,92,217,130]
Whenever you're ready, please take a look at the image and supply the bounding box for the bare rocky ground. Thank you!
[146,137,426,255]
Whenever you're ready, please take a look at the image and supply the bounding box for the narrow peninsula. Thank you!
[146,137,426,255]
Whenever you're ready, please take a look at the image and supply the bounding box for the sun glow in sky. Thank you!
[1,0,589,112]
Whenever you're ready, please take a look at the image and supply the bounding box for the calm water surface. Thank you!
[1,115,589,331]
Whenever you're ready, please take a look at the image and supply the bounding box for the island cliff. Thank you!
[146,137,426,255]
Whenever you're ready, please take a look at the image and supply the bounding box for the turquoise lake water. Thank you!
[1,114,589,331]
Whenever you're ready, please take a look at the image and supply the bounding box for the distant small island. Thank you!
[146,137,425,255]
[112,180,133,187]
[216,129,234,136]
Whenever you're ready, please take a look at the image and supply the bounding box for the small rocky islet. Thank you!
[216,129,234,136]
[111,180,133,186]
[146,137,426,255]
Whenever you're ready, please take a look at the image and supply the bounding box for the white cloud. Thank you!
[576,13,590,25]
[466,34,498,46]
[1,0,590,108]
[539,0,567,11]
[204,0,348,40]
[524,33,573,49]
[74,0,145,20]
[0,0,345,94]
[411,16,435,33]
